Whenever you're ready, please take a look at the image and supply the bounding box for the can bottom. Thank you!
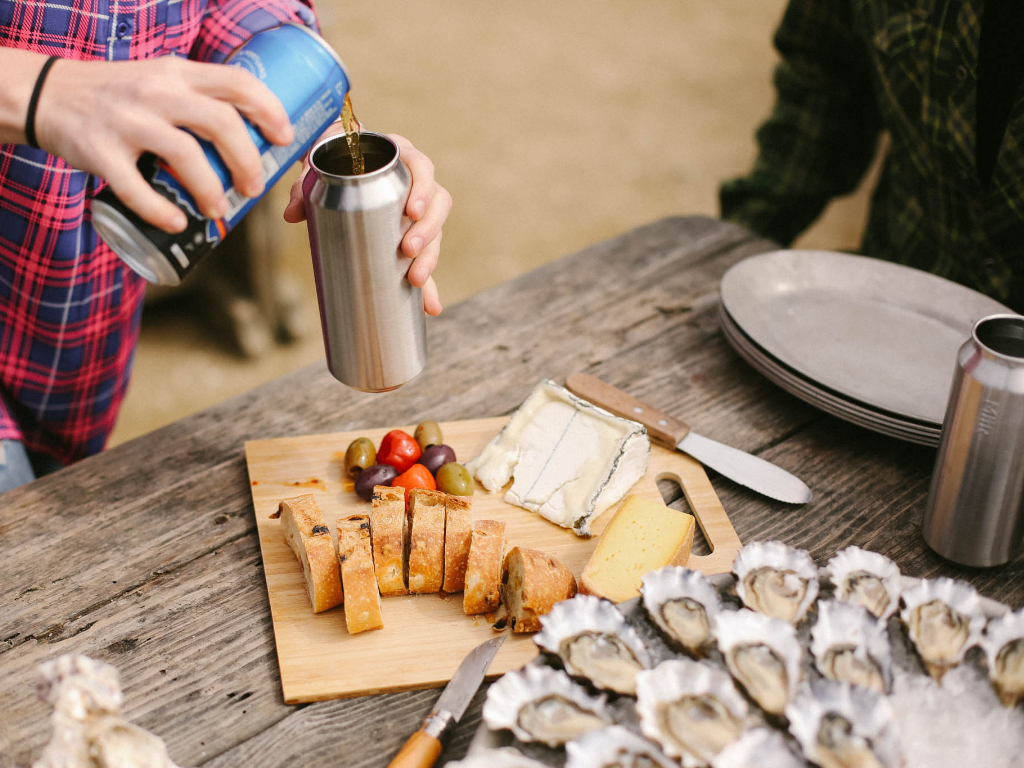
[92,200,182,286]
[326,361,425,393]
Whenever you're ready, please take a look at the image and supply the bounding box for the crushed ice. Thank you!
[890,661,1024,768]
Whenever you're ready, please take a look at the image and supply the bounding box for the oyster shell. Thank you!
[810,600,892,693]
[825,546,902,620]
[635,658,748,766]
[33,654,182,768]
[445,748,549,768]
[640,566,722,655]
[786,679,902,768]
[565,725,677,768]
[900,577,986,680]
[713,609,802,716]
[732,541,819,624]
[482,665,612,747]
[535,594,653,695]
[710,727,805,768]
[981,606,1024,707]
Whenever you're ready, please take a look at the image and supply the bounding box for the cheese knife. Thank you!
[565,373,812,504]
[387,634,506,768]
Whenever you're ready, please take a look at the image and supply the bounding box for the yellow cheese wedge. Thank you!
[580,494,695,602]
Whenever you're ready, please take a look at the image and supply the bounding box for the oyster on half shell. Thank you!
[635,658,749,767]
[732,541,819,624]
[482,665,612,747]
[565,725,677,768]
[535,595,652,695]
[641,566,722,655]
[981,607,1024,707]
[786,680,902,768]
[900,577,986,680]
[826,546,902,620]
[811,600,892,694]
[713,609,802,716]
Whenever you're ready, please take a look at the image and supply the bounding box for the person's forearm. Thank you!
[0,48,51,145]
[719,0,881,245]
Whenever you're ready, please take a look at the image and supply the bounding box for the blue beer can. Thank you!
[92,22,350,285]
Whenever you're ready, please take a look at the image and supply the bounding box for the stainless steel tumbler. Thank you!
[303,131,426,392]
[923,313,1024,566]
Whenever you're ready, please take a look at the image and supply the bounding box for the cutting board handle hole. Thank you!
[656,475,711,556]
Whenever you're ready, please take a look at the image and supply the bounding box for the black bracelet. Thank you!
[25,55,59,150]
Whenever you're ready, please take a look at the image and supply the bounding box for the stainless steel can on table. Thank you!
[923,313,1024,566]
[303,131,426,392]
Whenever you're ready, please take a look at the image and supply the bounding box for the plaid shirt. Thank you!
[720,0,1024,311]
[0,0,315,464]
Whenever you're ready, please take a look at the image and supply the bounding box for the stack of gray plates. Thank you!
[718,250,1014,446]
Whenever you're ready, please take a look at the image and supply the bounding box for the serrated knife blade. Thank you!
[387,634,505,768]
[565,373,812,504]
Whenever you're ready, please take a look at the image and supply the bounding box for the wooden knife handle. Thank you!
[386,727,443,768]
[566,373,690,449]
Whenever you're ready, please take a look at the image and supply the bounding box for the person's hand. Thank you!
[283,127,450,316]
[34,56,293,234]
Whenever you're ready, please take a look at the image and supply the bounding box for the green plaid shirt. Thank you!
[720,0,1024,310]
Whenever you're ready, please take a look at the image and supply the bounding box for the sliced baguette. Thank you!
[278,494,343,613]
[336,514,384,634]
[441,495,473,593]
[408,488,447,593]
[463,519,505,615]
[369,485,407,596]
[500,546,577,633]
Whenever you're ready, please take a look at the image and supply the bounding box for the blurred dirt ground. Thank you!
[109,0,879,446]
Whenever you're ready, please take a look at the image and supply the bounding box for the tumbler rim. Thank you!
[971,313,1024,360]
[308,130,400,181]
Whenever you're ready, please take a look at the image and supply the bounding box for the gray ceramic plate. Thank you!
[719,304,941,445]
[720,250,1013,425]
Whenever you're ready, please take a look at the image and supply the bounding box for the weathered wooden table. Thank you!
[2,216,1021,767]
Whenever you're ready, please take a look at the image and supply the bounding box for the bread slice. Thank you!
[580,494,695,602]
[278,494,343,613]
[463,519,506,615]
[369,485,407,596]
[441,495,473,593]
[501,546,578,633]
[407,488,447,594]
[336,514,384,634]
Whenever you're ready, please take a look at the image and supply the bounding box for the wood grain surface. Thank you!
[245,417,740,703]
[2,217,1022,768]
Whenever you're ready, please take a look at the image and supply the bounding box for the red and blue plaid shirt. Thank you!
[0,0,316,464]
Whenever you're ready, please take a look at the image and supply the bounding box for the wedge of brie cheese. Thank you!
[466,380,650,536]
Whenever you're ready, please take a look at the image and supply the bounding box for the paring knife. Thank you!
[565,373,812,504]
[387,634,506,768]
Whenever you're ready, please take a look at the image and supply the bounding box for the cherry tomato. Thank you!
[392,463,436,504]
[377,429,421,473]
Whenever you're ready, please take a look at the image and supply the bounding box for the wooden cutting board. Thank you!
[245,417,741,704]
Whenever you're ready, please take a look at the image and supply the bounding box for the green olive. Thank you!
[436,462,473,496]
[414,420,444,450]
[344,437,377,478]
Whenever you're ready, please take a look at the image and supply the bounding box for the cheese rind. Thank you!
[466,380,650,536]
[580,494,695,602]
